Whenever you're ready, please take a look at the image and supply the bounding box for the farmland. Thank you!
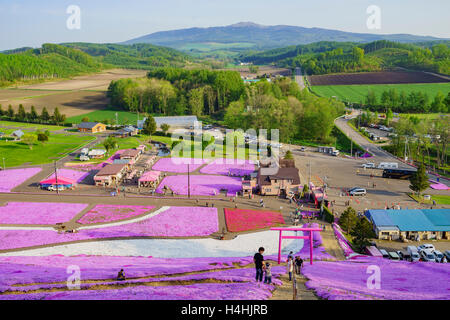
[66,107,141,125]
[311,83,450,103]
[308,71,449,86]
[0,133,95,167]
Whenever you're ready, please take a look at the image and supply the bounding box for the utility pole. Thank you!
[308,160,311,185]
[54,160,59,195]
[350,140,353,158]
[187,164,190,199]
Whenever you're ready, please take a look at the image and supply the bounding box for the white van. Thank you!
[407,246,420,262]
[378,162,398,169]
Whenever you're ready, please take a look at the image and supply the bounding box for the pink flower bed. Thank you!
[332,223,367,259]
[152,157,207,173]
[47,169,90,184]
[0,168,42,192]
[302,257,450,300]
[199,159,255,176]
[156,175,242,196]
[0,255,284,300]
[224,208,285,232]
[0,202,88,225]
[0,207,218,250]
[77,205,155,225]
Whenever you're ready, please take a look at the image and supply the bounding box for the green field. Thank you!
[0,121,66,131]
[0,133,95,167]
[311,83,450,103]
[66,108,141,125]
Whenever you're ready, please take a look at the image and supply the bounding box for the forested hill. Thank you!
[61,43,191,70]
[0,43,192,87]
[240,40,450,76]
[0,43,102,87]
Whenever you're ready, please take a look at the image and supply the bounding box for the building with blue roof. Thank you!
[365,209,450,241]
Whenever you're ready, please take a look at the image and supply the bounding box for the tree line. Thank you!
[365,88,450,113]
[0,104,67,125]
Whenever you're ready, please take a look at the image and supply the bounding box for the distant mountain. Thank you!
[123,22,447,51]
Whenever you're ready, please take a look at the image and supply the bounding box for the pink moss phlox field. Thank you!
[152,158,207,173]
[77,205,155,225]
[0,168,42,192]
[295,223,336,261]
[47,169,90,184]
[224,208,285,232]
[302,257,450,300]
[0,255,283,300]
[199,159,255,176]
[332,223,367,259]
[156,175,243,197]
[0,207,218,249]
[0,202,88,225]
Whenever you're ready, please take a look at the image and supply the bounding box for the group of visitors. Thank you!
[254,249,304,284]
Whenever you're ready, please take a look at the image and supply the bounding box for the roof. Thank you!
[113,159,130,165]
[78,122,103,129]
[366,209,450,232]
[39,177,76,185]
[258,167,300,186]
[137,116,198,129]
[95,164,126,176]
[12,130,24,137]
[139,170,161,182]
[88,149,106,156]
[120,149,140,158]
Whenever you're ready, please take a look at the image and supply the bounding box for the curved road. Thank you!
[335,113,450,187]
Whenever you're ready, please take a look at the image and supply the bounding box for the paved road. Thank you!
[294,67,305,90]
[334,113,450,187]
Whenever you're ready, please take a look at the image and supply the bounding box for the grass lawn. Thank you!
[398,113,448,120]
[409,194,450,205]
[0,121,66,131]
[0,134,95,167]
[66,108,142,125]
[311,83,450,103]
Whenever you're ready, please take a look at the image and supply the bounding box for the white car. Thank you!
[420,250,436,262]
[79,155,90,161]
[348,187,367,196]
[418,244,435,252]
[433,250,444,262]
[362,163,376,169]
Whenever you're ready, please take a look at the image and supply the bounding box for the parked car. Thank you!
[418,244,435,252]
[331,150,340,156]
[362,163,376,169]
[379,249,390,259]
[407,246,421,262]
[348,187,367,196]
[47,185,66,192]
[388,252,400,260]
[396,251,405,260]
[433,250,444,263]
[299,146,306,152]
[79,155,90,161]
[420,250,436,262]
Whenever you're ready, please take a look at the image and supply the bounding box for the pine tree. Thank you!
[41,107,50,122]
[409,163,430,196]
[142,115,157,136]
[339,206,358,234]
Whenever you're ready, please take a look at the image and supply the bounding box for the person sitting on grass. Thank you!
[117,269,126,281]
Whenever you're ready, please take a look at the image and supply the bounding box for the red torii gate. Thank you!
[271,227,323,265]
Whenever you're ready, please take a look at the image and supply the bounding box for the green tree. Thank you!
[409,163,430,196]
[16,104,26,121]
[103,137,118,153]
[350,217,376,253]
[142,115,157,136]
[7,105,15,118]
[366,90,377,106]
[29,106,38,121]
[160,123,170,136]
[22,134,37,150]
[339,206,358,234]
[385,108,393,126]
[249,65,259,73]
[52,107,66,125]
[40,107,50,122]
[37,132,49,143]
[81,116,90,122]
[284,150,293,160]
[188,88,204,117]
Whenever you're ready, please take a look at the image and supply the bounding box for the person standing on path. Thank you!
[254,247,265,282]
[287,256,294,281]
[264,262,272,284]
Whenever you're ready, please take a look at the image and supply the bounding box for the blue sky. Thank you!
[0,0,449,51]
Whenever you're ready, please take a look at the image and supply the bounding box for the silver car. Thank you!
[348,187,367,196]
